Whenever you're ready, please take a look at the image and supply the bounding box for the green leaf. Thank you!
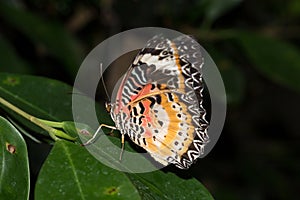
[35,138,214,200]
[90,136,214,199]
[0,116,29,199]
[127,171,214,200]
[0,2,83,78]
[35,140,140,200]
[237,32,300,92]
[0,73,72,135]
[0,73,106,136]
[0,73,73,120]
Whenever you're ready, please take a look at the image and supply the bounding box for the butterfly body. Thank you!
[109,35,209,169]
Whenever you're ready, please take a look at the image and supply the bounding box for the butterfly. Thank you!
[89,35,209,169]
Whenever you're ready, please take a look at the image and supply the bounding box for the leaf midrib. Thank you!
[61,142,86,200]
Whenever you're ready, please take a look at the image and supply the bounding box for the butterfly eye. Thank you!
[105,102,112,113]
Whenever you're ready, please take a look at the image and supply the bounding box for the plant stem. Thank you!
[0,97,75,141]
[38,119,63,128]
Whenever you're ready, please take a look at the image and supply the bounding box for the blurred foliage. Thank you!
[0,0,300,199]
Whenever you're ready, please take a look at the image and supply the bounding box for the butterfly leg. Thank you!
[108,128,115,136]
[119,134,125,161]
[82,124,117,146]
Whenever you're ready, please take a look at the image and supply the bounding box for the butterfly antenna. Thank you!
[99,63,124,161]
[100,63,111,102]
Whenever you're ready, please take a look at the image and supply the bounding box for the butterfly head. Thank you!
[105,102,112,113]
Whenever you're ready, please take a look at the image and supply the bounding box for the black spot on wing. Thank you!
[138,102,145,114]
[140,48,162,56]
[167,93,174,102]
[133,107,138,116]
[155,95,162,104]
[148,97,156,108]
[158,120,164,127]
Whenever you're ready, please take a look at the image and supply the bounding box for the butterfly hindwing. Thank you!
[110,35,209,169]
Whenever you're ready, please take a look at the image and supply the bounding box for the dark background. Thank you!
[1,0,300,199]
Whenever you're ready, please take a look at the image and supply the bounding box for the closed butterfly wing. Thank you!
[110,35,209,169]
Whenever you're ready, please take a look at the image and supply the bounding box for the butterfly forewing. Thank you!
[110,35,209,169]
